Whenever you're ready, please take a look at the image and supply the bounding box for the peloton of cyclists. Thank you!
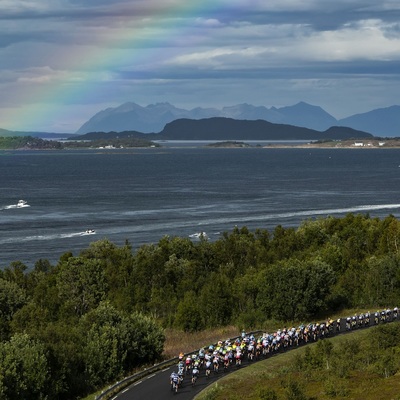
[171,308,398,389]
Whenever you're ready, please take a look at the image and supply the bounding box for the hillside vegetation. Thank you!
[196,323,400,400]
[1,213,400,399]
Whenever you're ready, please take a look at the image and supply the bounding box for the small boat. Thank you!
[16,200,30,208]
[189,232,207,239]
[85,229,96,234]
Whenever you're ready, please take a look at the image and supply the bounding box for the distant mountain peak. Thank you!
[338,104,400,136]
[114,102,143,112]
[279,101,328,112]
[147,102,173,108]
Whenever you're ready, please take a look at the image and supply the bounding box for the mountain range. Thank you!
[73,117,372,142]
[75,101,400,137]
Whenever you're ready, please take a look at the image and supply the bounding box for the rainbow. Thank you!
[6,1,238,133]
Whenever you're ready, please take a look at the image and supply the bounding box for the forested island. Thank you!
[0,136,158,150]
[207,140,253,148]
[1,213,400,399]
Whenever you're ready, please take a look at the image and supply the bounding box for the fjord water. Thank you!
[1,146,400,268]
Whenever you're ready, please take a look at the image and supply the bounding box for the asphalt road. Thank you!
[112,315,397,400]
[113,353,258,400]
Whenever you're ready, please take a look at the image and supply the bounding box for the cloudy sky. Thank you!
[1,0,400,133]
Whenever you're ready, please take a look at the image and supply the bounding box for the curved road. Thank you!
[112,316,397,400]
[114,363,221,400]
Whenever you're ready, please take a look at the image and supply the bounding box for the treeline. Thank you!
[1,213,400,398]
[65,136,159,148]
[0,136,63,150]
[0,135,157,150]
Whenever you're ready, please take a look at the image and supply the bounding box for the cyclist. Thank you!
[223,352,230,371]
[205,359,212,378]
[177,364,184,386]
[212,354,220,373]
[235,348,242,367]
[364,311,370,326]
[336,318,341,332]
[170,371,180,393]
[191,365,199,386]
[198,348,205,367]
[185,354,192,374]
[358,313,364,328]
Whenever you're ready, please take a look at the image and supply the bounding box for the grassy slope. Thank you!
[194,325,400,400]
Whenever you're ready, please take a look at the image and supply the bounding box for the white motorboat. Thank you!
[16,200,30,208]
[189,232,207,239]
[85,229,96,234]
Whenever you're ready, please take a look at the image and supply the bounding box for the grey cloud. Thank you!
[1,0,400,132]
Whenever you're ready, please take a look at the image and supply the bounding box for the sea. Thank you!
[1,142,400,268]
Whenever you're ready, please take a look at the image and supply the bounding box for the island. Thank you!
[0,136,159,150]
[264,138,400,148]
[207,141,253,148]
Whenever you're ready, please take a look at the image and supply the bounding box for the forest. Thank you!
[1,213,400,399]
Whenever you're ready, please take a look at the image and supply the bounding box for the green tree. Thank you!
[0,278,28,340]
[213,226,258,275]
[174,291,204,332]
[256,258,335,320]
[0,333,50,399]
[131,244,165,310]
[363,255,400,306]
[10,303,50,337]
[270,225,299,261]
[127,310,165,366]
[37,321,87,399]
[82,304,129,386]
[79,239,135,311]
[200,272,234,326]
[378,215,400,255]
[296,218,330,251]
[56,256,108,317]
[2,261,28,289]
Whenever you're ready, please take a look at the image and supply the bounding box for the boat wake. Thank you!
[0,230,96,245]
[199,203,400,226]
[0,203,399,247]
[3,200,31,210]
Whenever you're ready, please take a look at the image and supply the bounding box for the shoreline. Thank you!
[1,138,400,150]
